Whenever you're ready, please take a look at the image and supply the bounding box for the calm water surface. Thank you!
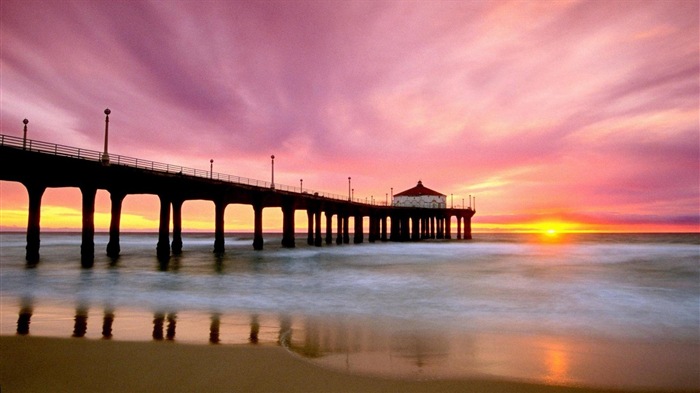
[1,232,698,389]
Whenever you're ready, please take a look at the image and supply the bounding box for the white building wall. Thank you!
[393,195,446,208]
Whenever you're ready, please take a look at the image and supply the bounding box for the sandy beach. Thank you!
[0,335,695,393]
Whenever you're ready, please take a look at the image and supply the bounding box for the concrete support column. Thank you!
[457,216,462,240]
[436,217,444,239]
[253,202,264,250]
[281,199,296,248]
[464,216,472,240]
[381,216,388,241]
[445,215,452,240]
[325,212,333,245]
[390,215,398,241]
[342,215,350,244]
[411,216,420,241]
[80,186,96,268]
[213,200,226,254]
[24,183,46,264]
[156,194,171,261]
[374,215,381,242]
[171,199,184,255]
[336,214,343,245]
[306,210,314,246]
[314,209,322,247]
[106,191,125,259]
[430,216,435,239]
[396,215,403,241]
[353,215,363,244]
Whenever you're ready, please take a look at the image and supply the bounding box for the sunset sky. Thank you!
[1,0,698,233]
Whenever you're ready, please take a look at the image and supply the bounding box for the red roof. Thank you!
[394,181,445,197]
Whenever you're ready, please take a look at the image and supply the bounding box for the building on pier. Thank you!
[393,181,446,208]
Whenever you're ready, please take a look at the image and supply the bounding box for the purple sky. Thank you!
[1,0,698,231]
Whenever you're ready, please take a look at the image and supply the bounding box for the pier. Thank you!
[0,133,475,267]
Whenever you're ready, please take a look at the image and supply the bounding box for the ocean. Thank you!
[1,232,698,390]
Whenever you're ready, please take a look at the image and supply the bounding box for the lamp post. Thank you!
[469,194,472,209]
[270,155,275,189]
[352,188,354,200]
[210,159,213,179]
[22,119,28,150]
[300,179,303,193]
[348,177,351,201]
[451,194,453,208]
[390,187,393,205]
[101,108,111,164]
[385,193,388,205]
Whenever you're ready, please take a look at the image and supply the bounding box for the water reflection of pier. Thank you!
[13,302,456,375]
[9,302,698,389]
[14,302,299,346]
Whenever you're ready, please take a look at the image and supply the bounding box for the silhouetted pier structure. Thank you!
[0,133,475,266]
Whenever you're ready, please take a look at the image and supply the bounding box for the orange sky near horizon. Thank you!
[0,0,698,235]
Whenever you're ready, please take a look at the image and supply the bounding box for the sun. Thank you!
[546,229,558,236]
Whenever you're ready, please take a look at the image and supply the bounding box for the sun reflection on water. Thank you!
[544,345,570,385]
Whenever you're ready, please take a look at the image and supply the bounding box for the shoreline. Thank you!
[1,232,698,392]
[2,335,695,393]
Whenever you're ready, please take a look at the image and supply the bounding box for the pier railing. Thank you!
[1,134,394,206]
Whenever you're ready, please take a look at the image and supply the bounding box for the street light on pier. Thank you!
[352,188,354,201]
[385,193,388,205]
[101,108,111,164]
[348,177,351,201]
[300,179,303,193]
[22,119,28,150]
[270,155,275,189]
[390,187,393,205]
[210,159,214,179]
[451,193,454,208]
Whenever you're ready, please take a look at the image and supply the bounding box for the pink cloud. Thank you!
[1,0,697,231]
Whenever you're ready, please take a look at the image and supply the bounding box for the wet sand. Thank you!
[1,336,695,393]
